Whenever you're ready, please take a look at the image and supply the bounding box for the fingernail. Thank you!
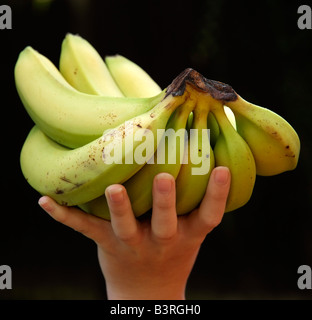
[156,174,172,194]
[38,196,53,213]
[106,185,124,203]
[214,167,230,185]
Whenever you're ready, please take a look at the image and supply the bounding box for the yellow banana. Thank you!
[82,98,195,218]
[226,96,300,176]
[175,94,215,215]
[105,54,162,98]
[124,98,196,215]
[207,112,219,147]
[17,40,301,219]
[20,91,187,207]
[79,51,166,218]
[81,99,195,219]
[224,106,236,129]
[59,33,124,96]
[207,106,236,147]
[15,46,165,148]
[212,102,256,212]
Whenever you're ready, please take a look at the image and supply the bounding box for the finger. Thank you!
[105,184,140,244]
[151,173,178,241]
[185,166,231,239]
[38,196,111,244]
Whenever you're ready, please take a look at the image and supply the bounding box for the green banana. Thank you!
[17,37,301,219]
[20,91,187,207]
[175,95,215,215]
[226,96,300,176]
[76,50,166,218]
[212,102,256,212]
[81,99,195,219]
[59,33,124,96]
[207,106,236,147]
[124,98,196,215]
[105,54,162,98]
[207,112,219,147]
[15,46,165,148]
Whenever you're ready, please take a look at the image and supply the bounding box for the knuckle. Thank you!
[108,199,133,219]
[200,213,223,232]
[117,231,140,245]
[154,231,176,242]
[208,216,223,228]
[152,220,178,242]
[154,195,175,211]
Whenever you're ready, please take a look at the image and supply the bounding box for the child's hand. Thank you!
[39,166,231,300]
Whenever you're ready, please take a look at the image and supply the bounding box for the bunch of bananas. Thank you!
[16,34,300,220]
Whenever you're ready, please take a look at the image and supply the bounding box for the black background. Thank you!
[0,0,311,299]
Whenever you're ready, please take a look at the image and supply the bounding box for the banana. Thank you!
[175,94,215,215]
[207,112,219,147]
[15,46,165,148]
[59,33,124,96]
[224,106,236,129]
[207,106,236,147]
[17,47,300,219]
[212,102,256,212]
[20,90,187,207]
[124,98,196,215]
[105,54,162,98]
[80,99,195,219]
[74,51,166,218]
[186,111,194,130]
[226,96,300,176]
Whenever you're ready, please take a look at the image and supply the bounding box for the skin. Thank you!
[38,166,231,300]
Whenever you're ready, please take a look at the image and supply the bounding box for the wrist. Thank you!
[105,280,186,300]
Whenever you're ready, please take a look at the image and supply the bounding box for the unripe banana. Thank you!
[81,99,195,219]
[175,94,215,215]
[105,54,162,98]
[207,112,219,147]
[212,103,256,212]
[124,98,195,216]
[20,92,187,206]
[18,41,301,222]
[15,46,165,148]
[77,50,166,218]
[227,96,300,176]
[207,106,236,147]
[59,33,124,96]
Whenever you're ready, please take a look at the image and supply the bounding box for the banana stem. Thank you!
[211,102,235,136]
[226,95,253,114]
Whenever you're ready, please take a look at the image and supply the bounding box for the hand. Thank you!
[38,166,231,300]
